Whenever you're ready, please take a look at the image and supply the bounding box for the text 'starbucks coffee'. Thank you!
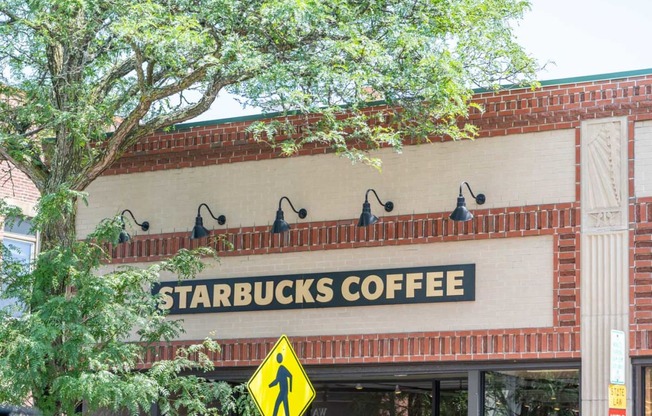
[154,264,475,314]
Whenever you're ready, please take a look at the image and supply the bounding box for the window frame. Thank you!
[1,216,39,312]
[633,359,651,416]
[2,216,38,264]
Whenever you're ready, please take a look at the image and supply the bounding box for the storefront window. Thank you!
[440,387,467,415]
[644,367,652,415]
[310,388,432,416]
[484,369,580,415]
[1,217,36,312]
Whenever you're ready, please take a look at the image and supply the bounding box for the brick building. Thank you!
[0,162,39,210]
[0,161,40,307]
[75,68,652,415]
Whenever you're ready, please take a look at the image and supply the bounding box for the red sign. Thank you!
[609,408,626,416]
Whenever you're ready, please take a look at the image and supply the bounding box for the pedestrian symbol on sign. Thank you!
[247,335,315,416]
[270,353,293,416]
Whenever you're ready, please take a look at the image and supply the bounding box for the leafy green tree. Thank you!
[0,0,536,413]
[0,197,258,415]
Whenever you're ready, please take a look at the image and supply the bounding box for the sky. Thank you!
[514,0,652,80]
[191,0,652,122]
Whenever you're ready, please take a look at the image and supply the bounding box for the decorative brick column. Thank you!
[580,117,630,414]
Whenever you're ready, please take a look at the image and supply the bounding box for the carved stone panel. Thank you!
[581,117,629,231]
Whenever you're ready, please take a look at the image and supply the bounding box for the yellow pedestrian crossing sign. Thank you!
[247,335,316,416]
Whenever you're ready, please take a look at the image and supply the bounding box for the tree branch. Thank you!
[143,65,210,103]
[90,56,138,101]
[0,7,52,36]
[131,43,147,92]
[0,8,19,25]
[141,77,226,135]
[0,143,47,191]
[72,73,232,191]
[0,160,16,196]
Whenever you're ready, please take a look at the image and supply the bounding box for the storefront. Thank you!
[76,69,652,415]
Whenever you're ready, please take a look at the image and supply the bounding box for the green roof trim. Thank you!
[171,67,652,130]
[537,67,652,87]
[166,110,289,131]
[473,67,652,93]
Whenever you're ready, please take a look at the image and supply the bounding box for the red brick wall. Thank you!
[0,161,39,205]
[111,73,652,368]
[104,75,652,176]
[137,328,580,370]
[631,198,652,355]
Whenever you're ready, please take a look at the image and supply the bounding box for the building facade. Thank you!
[76,69,652,415]
[0,161,40,310]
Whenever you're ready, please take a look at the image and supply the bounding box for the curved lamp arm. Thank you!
[458,182,486,205]
[365,189,394,212]
[197,203,226,225]
[278,196,307,219]
[120,209,150,231]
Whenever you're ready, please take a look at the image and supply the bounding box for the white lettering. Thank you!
[361,274,384,300]
[213,284,231,307]
[275,280,293,305]
[426,271,444,297]
[386,273,403,299]
[406,273,423,298]
[175,286,193,309]
[295,279,315,303]
[342,276,360,301]
[316,278,334,302]
[254,281,274,306]
[446,270,465,296]
[158,286,174,310]
[190,285,210,309]
[234,283,252,306]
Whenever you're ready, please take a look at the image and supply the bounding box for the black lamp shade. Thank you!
[191,216,210,239]
[357,189,393,227]
[189,204,226,239]
[450,196,473,222]
[117,209,150,243]
[357,201,379,226]
[271,197,306,233]
[272,209,290,233]
[118,228,131,243]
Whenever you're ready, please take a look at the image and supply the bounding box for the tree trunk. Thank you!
[31,182,78,415]
[39,197,78,252]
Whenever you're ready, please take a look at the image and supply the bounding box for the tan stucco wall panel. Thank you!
[77,130,576,238]
[149,235,554,340]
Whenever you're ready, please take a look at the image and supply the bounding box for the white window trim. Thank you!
[2,212,39,264]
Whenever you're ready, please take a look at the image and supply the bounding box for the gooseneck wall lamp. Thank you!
[190,203,226,239]
[118,209,150,243]
[449,182,486,222]
[272,196,307,233]
[357,189,394,226]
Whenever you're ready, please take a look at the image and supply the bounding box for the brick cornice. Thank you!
[109,203,579,264]
[104,74,652,176]
[136,327,581,370]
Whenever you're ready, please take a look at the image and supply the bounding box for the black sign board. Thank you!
[153,264,475,314]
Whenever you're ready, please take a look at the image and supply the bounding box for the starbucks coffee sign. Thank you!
[154,264,475,314]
